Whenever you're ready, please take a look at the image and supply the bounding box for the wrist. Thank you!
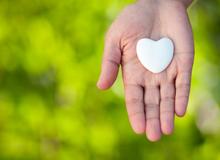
[137,0,193,8]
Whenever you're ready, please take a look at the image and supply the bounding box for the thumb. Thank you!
[97,38,121,90]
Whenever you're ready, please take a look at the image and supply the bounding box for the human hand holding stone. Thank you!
[97,0,194,141]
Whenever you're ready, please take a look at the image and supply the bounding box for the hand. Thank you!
[97,0,194,141]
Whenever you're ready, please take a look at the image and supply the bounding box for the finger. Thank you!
[175,71,191,117]
[97,37,121,90]
[160,83,175,135]
[125,84,145,134]
[145,86,161,142]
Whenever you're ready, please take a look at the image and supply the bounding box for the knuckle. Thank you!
[125,85,143,102]
[146,116,159,120]
[144,98,159,106]
[176,72,191,85]
[161,83,175,97]
[128,111,144,118]
[176,82,190,89]
[161,96,175,102]
[105,58,120,67]
[176,85,190,97]
[175,95,189,102]
[126,98,143,105]
[144,87,160,105]
[160,97,174,113]
[161,108,174,114]
[146,104,159,119]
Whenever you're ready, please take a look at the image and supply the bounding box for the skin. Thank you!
[97,0,194,142]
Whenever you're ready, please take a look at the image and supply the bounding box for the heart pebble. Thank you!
[136,37,174,73]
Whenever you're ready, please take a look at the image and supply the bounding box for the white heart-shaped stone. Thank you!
[136,37,174,73]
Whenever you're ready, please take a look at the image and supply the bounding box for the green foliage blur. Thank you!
[0,0,220,159]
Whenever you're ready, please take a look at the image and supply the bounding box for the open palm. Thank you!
[97,0,194,141]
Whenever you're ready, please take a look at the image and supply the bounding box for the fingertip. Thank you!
[133,126,145,135]
[96,79,109,90]
[125,85,145,135]
[146,120,161,142]
[160,113,174,135]
[161,120,174,135]
[175,109,186,117]
[131,118,146,135]
[147,131,161,142]
[175,99,188,117]
[97,62,119,90]
[96,74,114,90]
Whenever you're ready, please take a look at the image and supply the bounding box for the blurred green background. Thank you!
[0,0,220,159]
